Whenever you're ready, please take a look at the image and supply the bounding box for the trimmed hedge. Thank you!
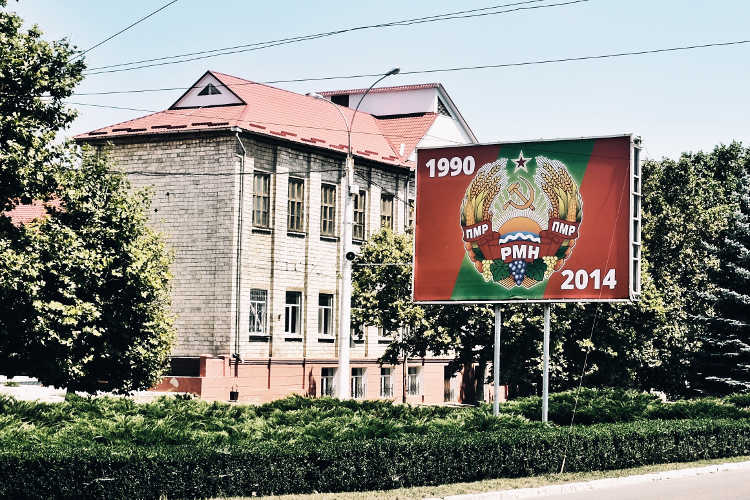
[1,418,749,499]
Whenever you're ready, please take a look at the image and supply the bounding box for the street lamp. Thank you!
[307,67,399,399]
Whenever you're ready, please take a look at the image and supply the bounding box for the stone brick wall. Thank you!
[96,133,238,357]
[88,131,421,363]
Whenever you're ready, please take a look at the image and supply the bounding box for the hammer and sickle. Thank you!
[503,177,536,211]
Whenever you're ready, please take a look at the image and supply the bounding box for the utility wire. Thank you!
[66,38,750,95]
[71,0,179,62]
[83,0,584,74]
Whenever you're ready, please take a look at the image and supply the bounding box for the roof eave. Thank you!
[437,84,478,144]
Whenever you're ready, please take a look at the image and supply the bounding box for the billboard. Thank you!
[413,135,641,303]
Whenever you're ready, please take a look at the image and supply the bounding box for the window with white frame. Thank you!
[353,190,367,240]
[321,367,336,397]
[249,289,268,335]
[407,199,415,231]
[380,367,393,397]
[285,291,302,335]
[380,194,393,229]
[351,368,366,399]
[407,366,421,396]
[318,293,333,336]
[253,173,270,228]
[288,178,304,232]
[320,184,336,236]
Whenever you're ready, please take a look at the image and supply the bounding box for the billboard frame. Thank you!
[412,133,642,305]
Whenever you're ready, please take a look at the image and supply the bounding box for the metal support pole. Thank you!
[337,154,354,399]
[542,304,551,423]
[492,304,502,416]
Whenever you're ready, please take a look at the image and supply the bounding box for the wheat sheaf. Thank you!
[461,159,507,226]
[536,156,582,222]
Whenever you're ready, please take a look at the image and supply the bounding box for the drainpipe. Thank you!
[232,131,247,400]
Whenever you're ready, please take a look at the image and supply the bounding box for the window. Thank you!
[444,366,456,402]
[437,97,450,117]
[197,83,222,96]
[249,289,268,335]
[407,366,421,396]
[351,368,366,399]
[253,173,270,227]
[380,194,393,229]
[353,190,366,240]
[284,291,302,335]
[321,368,336,397]
[320,184,336,236]
[380,368,393,398]
[331,94,349,107]
[288,178,304,232]
[378,326,392,339]
[318,294,333,336]
[407,199,415,231]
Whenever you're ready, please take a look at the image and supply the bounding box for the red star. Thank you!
[512,151,530,173]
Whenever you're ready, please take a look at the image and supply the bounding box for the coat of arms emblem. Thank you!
[460,153,583,289]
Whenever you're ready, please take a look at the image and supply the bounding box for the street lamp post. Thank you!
[308,67,399,399]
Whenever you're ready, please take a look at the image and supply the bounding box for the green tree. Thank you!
[642,142,750,395]
[0,150,175,393]
[0,0,85,212]
[693,173,750,394]
[0,4,175,393]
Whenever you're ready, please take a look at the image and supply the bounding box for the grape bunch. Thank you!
[543,256,558,280]
[509,260,526,285]
[482,260,493,282]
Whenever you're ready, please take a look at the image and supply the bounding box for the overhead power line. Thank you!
[71,0,179,62]
[82,0,588,75]
[67,38,750,96]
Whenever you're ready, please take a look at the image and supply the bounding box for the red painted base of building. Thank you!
[152,355,506,405]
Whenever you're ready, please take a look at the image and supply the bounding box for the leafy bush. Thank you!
[1,419,749,499]
[499,388,661,425]
[724,393,750,408]
[645,399,750,420]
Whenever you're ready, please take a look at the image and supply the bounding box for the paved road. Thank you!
[541,468,750,500]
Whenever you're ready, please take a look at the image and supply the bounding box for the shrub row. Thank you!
[498,388,750,425]
[1,418,749,499]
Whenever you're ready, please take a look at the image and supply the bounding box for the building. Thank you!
[75,70,478,404]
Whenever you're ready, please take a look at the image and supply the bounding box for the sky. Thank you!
[9,0,750,160]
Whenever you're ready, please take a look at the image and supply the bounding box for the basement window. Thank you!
[198,83,222,96]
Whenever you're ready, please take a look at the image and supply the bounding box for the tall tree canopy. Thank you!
[694,173,750,394]
[0,3,175,393]
[0,0,85,212]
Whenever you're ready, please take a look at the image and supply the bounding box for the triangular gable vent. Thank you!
[198,83,222,96]
[171,72,244,109]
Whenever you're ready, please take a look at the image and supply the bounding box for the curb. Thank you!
[425,460,750,500]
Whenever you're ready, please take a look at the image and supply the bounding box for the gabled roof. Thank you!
[376,113,438,161]
[76,71,451,167]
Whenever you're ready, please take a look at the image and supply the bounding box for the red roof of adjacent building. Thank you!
[77,71,443,168]
[377,113,438,161]
[3,200,56,226]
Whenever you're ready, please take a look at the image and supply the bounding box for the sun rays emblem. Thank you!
[460,154,583,289]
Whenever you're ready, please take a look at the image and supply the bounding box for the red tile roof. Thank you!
[76,71,443,168]
[4,201,54,226]
[376,113,438,161]
[318,83,441,96]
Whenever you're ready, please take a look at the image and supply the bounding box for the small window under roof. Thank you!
[331,94,349,107]
[198,83,222,96]
[437,98,450,117]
